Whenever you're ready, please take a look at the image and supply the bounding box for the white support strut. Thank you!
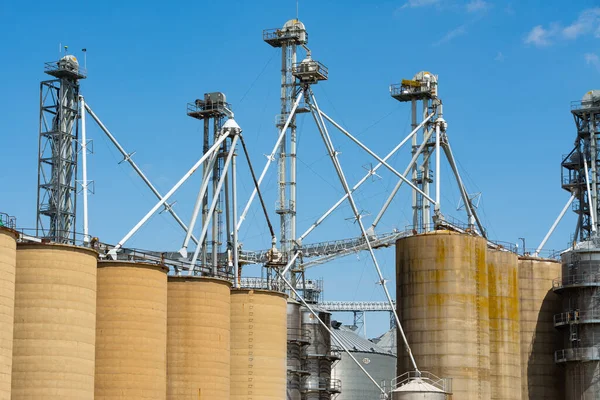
[298,112,435,242]
[79,96,90,243]
[309,90,420,374]
[84,103,200,245]
[583,158,597,232]
[237,90,304,231]
[534,193,576,257]
[109,132,229,258]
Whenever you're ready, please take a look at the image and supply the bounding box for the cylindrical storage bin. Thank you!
[167,276,231,400]
[518,257,563,400]
[0,228,17,399]
[230,289,287,400]
[12,243,98,399]
[95,261,168,400]
[396,231,490,400]
[487,249,521,400]
[287,299,303,400]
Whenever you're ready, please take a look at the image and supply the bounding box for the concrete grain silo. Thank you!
[230,289,287,400]
[0,227,17,399]
[518,256,563,399]
[487,249,521,400]
[12,243,97,400]
[95,261,168,400]
[167,276,231,400]
[396,231,491,400]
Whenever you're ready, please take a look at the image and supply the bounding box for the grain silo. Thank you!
[230,289,287,400]
[12,243,97,400]
[518,256,563,399]
[331,323,396,400]
[287,299,308,400]
[396,230,491,400]
[95,261,168,400]
[0,227,17,399]
[167,276,231,400]
[487,249,521,400]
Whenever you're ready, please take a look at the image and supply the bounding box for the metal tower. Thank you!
[36,55,86,243]
[562,91,600,242]
[184,93,234,274]
[263,19,308,283]
[554,90,600,399]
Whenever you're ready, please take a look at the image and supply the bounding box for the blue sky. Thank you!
[1,0,599,336]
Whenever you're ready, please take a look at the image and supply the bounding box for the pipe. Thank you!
[534,193,576,256]
[584,158,597,232]
[79,96,90,243]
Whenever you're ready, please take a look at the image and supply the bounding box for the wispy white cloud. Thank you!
[401,0,440,9]
[495,51,505,61]
[524,8,600,47]
[585,53,600,71]
[562,8,600,39]
[466,0,489,13]
[524,25,555,47]
[434,25,467,46]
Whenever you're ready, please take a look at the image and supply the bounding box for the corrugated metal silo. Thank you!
[396,231,491,400]
[331,324,396,400]
[95,261,168,400]
[487,249,521,400]
[518,256,563,399]
[167,276,231,400]
[230,289,287,400]
[0,228,17,399]
[12,243,98,399]
[287,299,307,400]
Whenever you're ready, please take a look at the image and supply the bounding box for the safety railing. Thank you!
[571,99,600,110]
[0,212,16,230]
[554,310,600,326]
[263,27,307,43]
[238,277,286,292]
[555,347,600,363]
[392,371,452,394]
[287,328,311,344]
[44,60,87,78]
[553,273,600,290]
[186,100,232,117]
[301,377,342,393]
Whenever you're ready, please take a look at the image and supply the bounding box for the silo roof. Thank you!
[331,324,396,356]
[392,378,445,393]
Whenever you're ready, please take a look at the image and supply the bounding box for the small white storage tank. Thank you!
[392,378,446,400]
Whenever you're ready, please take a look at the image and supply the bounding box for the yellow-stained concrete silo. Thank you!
[12,243,98,400]
[396,230,491,400]
[0,228,17,399]
[487,249,521,400]
[167,276,231,400]
[518,256,564,400]
[95,261,168,400]
[230,289,287,400]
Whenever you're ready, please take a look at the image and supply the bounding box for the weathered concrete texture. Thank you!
[167,276,231,400]
[95,261,168,400]
[396,231,491,400]
[230,289,287,400]
[518,257,563,400]
[12,243,97,399]
[487,249,521,400]
[0,228,17,400]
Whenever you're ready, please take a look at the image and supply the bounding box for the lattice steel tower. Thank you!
[36,55,86,243]
[263,20,307,262]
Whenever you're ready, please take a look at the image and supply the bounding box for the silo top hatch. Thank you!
[263,19,308,47]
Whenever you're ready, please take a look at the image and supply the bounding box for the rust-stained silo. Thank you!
[230,289,287,400]
[167,276,231,400]
[396,230,491,400]
[518,256,563,400]
[95,261,168,400]
[487,249,521,400]
[12,243,97,400]
[0,227,17,399]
